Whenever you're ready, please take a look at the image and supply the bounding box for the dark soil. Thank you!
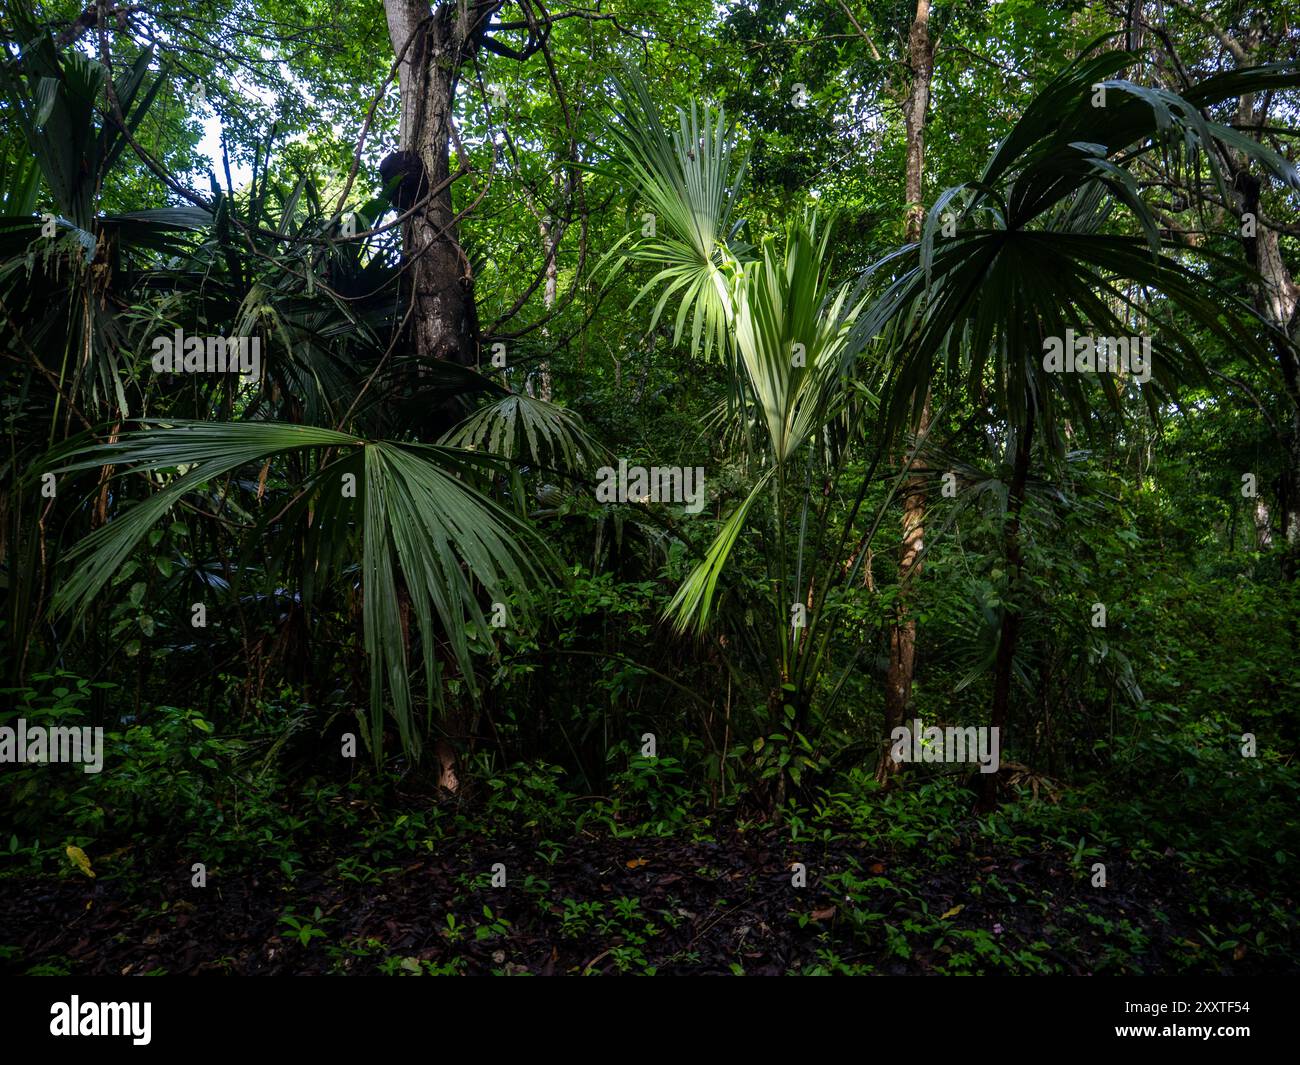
[1,820,1284,975]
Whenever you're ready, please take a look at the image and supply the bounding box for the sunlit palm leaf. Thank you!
[603,66,749,360]
[665,467,775,635]
[733,212,865,463]
[664,211,868,634]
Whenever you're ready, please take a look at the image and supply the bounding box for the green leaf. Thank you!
[43,420,553,766]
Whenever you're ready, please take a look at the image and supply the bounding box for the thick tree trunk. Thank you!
[877,0,934,785]
[976,401,1035,813]
[384,0,493,367]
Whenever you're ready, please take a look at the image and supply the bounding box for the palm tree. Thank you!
[604,71,906,803]
[1,24,218,681]
[38,416,570,766]
[851,42,1300,807]
[2,14,597,765]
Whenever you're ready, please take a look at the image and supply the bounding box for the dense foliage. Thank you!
[1,0,1297,976]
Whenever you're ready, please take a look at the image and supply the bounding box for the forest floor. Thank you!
[2,808,1288,975]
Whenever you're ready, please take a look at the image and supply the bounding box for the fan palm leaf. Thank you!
[602,66,749,360]
[41,421,551,763]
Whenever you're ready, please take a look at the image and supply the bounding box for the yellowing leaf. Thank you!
[626,858,649,869]
[940,904,964,920]
[66,845,95,879]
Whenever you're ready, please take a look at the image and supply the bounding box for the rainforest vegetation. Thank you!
[1,0,1298,977]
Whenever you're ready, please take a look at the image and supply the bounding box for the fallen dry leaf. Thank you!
[66,845,95,879]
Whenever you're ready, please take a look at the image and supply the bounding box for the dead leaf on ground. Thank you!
[66,845,95,879]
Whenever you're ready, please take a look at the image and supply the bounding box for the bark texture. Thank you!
[383,0,502,367]
[878,0,934,784]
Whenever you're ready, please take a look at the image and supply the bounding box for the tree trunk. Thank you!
[535,210,557,401]
[877,0,934,785]
[1144,21,1300,568]
[1254,496,1274,550]
[384,0,493,367]
[879,397,930,783]
[1235,168,1300,572]
[901,0,933,243]
[976,400,1035,813]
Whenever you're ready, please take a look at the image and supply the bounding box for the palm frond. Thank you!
[665,467,776,635]
[732,211,865,463]
[440,392,607,476]
[602,65,749,360]
[859,55,1300,455]
[43,421,551,764]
